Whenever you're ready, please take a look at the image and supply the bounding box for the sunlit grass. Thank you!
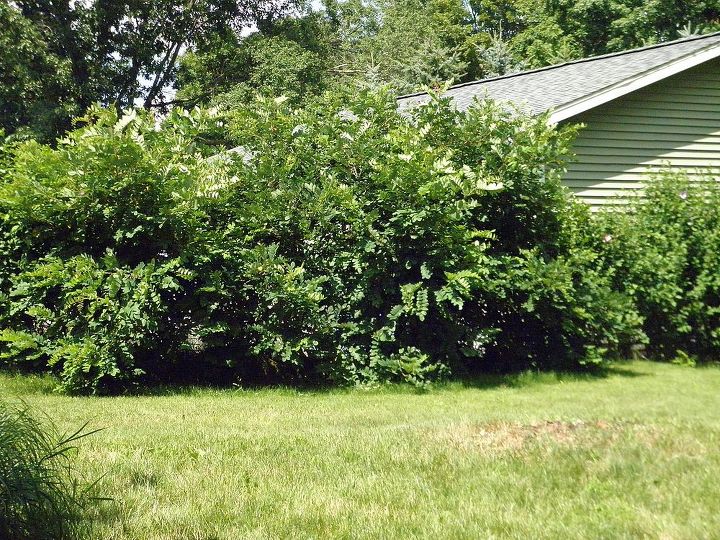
[2,361,719,539]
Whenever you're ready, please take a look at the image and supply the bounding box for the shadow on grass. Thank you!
[0,362,649,398]
[454,362,646,391]
[121,361,649,397]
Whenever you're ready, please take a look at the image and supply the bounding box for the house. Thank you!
[397,32,720,209]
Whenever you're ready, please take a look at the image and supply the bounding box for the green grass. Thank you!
[2,361,720,539]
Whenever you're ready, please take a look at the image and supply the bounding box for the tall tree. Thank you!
[176,9,334,105]
[0,0,298,140]
[546,0,720,56]
[330,0,475,93]
[0,2,77,141]
[16,0,299,108]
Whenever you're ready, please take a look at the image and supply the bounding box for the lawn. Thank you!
[2,361,720,539]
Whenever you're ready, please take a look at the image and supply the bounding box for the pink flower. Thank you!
[603,234,613,243]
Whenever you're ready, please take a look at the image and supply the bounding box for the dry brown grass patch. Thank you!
[430,420,665,455]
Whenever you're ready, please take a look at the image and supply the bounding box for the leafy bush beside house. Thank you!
[214,91,641,379]
[0,90,640,393]
[595,172,720,361]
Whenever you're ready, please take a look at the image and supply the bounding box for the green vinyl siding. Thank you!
[563,58,720,208]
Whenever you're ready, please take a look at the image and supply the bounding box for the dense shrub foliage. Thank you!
[0,401,96,539]
[0,108,222,393]
[595,173,720,361]
[0,91,642,393]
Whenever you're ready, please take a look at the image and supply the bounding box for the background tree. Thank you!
[0,0,298,141]
[546,0,720,56]
[4,0,720,141]
[177,0,478,102]
[0,3,77,142]
[335,0,474,93]
[176,10,334,105]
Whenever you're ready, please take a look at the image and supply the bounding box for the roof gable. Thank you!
[397,32,720,123]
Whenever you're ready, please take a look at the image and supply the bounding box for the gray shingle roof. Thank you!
[397,32,720,116]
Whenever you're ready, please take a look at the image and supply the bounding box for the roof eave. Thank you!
[548,42,720,124]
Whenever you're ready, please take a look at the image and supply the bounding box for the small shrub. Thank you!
[0,401,98,539]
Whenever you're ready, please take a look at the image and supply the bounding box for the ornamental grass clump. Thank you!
[0,401,98,539]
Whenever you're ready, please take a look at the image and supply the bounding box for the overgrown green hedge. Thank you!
[0,90,642,393]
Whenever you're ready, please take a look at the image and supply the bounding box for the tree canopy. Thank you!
[1,0,719,140]
[0,0,298,141]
